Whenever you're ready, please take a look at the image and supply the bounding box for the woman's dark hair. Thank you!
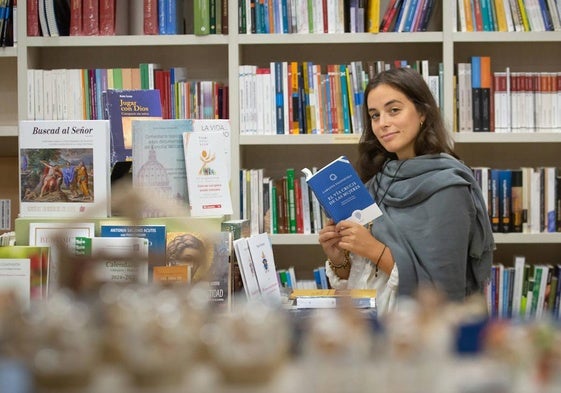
[357,67,457,182]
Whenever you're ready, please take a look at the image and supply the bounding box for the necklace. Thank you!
[374,159,406,206]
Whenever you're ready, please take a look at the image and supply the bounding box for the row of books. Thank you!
[18,117,233,219]
[239,59,440,135]
[26,67,228,122]
[0,0,14,47]
[456,56,561,133]
[240,167,324,236]
[487,256,561,320]
[379,0,439,32]
[473,166,561,234]
[0,221,235,307]
[239,0,438,34]
[457,0,561,32]
[26,0,224,37]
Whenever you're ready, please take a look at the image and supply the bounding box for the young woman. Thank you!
[318,67,494,314]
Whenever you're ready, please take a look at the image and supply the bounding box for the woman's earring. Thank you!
[420,121,424,128]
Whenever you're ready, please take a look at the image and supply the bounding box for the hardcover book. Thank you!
[18,120,111,218]
[103,89,162,169]
[302,156,382,225]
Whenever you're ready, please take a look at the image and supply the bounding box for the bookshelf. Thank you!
[1,1,561,275]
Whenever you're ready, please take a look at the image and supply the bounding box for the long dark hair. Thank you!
[357,67,457,182]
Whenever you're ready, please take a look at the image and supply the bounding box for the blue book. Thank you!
[100,224,167,276]
[273,62,285,134]
[498,169,512,233]
[302,156,382,225]
[104,89,163,169]
[403,0,419,32]
[339,65,351,134]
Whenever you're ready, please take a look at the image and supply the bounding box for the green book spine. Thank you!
[82,69,91,120]
[271,182,278,234]
[112,68,123,90]
[194,0,210,35]
[286,168,297,233]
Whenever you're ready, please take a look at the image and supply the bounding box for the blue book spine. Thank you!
[280,0,289,33]
[158,0,167,35]
[313,268,322,289]
[538,0,554,31]
[166,0,177,34]
[274,62,285,134]
[393,0,409,31]
[403,0,419,32]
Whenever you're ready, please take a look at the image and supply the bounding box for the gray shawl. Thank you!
[366,153,494,300]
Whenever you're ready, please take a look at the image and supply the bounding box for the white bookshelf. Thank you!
[1,1,561,270]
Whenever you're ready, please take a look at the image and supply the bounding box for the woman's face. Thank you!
[367,83,425,160]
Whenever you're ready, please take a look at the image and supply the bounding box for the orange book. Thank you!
[153,265,191,283]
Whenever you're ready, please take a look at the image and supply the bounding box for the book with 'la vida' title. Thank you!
[302,156,382,225]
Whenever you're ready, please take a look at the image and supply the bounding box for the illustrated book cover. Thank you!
[103,89,162,169]
[246,232,281,302]
[302,155,382,225]
[131,119,192,217]
[166,230,232,307]
[183,131,233,216]
[19,120,111,218]
[75,236,149,284]
[29,221,95,293]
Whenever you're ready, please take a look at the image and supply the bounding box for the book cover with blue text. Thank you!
[302,156,382,225]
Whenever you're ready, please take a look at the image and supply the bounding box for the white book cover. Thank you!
[19,120,111,218]
[511,255,526,318]
[131,119,193,217]
[29,221,96,294]
[75,236,149,284]
[183,131,233,217]
[0,259,31,308]
[246,233,281,302]
[233,237,261,299]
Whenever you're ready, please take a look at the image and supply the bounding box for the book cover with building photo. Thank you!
[18,120,111,218]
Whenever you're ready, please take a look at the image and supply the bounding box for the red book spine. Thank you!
[143,0,158,35]
[82,0,99,36]
[27,0,40,36]
[69,0,82,36]
[380,0,400,32]
[472,0,484,31]
[99,0,116,35]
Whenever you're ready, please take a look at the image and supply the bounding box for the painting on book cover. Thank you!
[20,148,95,204]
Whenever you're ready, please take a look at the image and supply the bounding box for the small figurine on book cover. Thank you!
[302,156,382,225]
[18,120,111,218]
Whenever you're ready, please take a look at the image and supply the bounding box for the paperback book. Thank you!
[166,231,232,307]
[302,156,382,225]
[246,232,281,303]
[0,245,50,304]
[28,221,95,294]
[103,89,162,169]
[75,236,149,284]
[183,131,233,216]
[99,223,166,276]
[19,120,111,218]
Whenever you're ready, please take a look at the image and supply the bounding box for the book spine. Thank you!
[27,0,41,36]
[69,0,81,36]
[286,168,297,233]
[82,0,99,36]
[99,0,116,35]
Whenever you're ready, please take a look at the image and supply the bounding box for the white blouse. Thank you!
[325,254,399,316]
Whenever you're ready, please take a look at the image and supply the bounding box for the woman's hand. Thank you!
[336,220,379,261]
[318,219,345,264]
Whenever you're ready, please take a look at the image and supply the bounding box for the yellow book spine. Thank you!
[493,0,507,31]
[517,0,530,31]
[367,0,380,33]
[464,0,474,32]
